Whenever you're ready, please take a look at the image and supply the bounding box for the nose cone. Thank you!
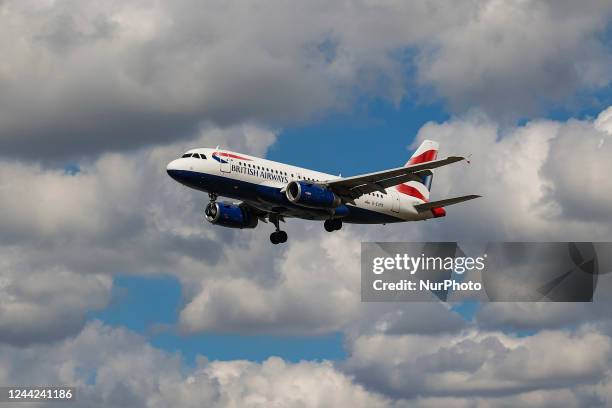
[166,159,181,180]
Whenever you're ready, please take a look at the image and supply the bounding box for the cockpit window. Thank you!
[200,154,207,159]
[193,153,201,159]
[181,153,191,158]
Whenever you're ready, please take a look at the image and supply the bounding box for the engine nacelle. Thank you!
[285,181,341,209]
[205,202,258,229]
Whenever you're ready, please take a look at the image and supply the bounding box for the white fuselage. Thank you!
[167,148,433,224]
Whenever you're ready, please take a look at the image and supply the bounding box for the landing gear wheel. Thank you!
[324,219,342,232]
[270,231,288,244]
[269,214,288,244]
[270,232,280,245]
[208,192,218,202]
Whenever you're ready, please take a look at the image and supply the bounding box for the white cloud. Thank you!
[343,327,612,402]
[0,321,390,408]
[410,105,612,241]
[0,266,111,345]
[179,230,363,334]
[3,321,611,407]
[0,125,277,344]
[541,115,612,221]
[2,0,612,158]
[416,1,612,118]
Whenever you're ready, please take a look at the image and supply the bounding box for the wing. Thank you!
[324,156,466,202]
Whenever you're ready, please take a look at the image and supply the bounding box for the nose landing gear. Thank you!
[269,214,288,244]
[324,219,342,232]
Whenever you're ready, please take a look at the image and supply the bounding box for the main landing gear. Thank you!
[324,219,342,232]
[208,192,218,203]
[269,215,288,245]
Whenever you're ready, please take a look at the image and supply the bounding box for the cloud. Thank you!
[0,0,401,159]
[0,124,277,345]
[178,231,362,335]
[0,321,390,408]
[409,105,612,241]
[343,327,612,402]
[416,0,612,118]
[177,223,470,336]
[2,0,612,159]
[475,303,612,332]
[0,267,111,345]
[3,321,611,407]
[540,111,612,221]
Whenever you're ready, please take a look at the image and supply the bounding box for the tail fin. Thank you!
[396,140,439,202]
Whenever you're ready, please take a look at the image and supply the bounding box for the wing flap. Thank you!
[414,195,481,212]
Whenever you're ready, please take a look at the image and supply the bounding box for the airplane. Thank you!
[166,140,480,244]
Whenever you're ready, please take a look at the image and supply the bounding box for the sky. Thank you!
[2,0,612,406]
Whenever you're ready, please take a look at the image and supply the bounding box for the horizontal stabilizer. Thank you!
[414,194,481,212]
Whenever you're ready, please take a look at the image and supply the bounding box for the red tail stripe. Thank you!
[408,149,438,165]
[396,184,428,202]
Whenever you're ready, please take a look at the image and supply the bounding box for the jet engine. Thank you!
[285,181,341,209]
[205,202,258,229]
